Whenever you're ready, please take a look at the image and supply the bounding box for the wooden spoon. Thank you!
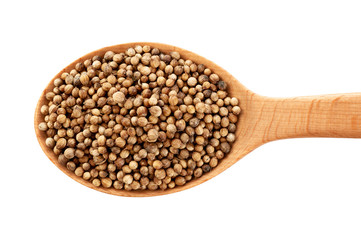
[34,42,361,197]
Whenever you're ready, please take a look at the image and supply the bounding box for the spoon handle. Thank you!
[255,93,361,142]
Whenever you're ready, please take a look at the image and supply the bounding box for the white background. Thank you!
[1,0,361,239]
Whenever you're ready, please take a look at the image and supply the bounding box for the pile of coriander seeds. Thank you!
[38,45,241,191]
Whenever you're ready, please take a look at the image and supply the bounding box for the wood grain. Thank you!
[34,42,361,197]
[254,94,361,142]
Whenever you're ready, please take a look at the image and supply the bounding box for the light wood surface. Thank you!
[34,42,361,197]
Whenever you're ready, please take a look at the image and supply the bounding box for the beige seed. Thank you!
[83,172,91,180]
[115,137,126,148]
[57,114,66,124]
[171,139,182,148]
[149,106,162,117]
[74,167,84,177]
[80,74,89,85]
[187,77,197,87]
[169,96,178,106]
[232,106,241,115]
[192,152,202,161]
[64,148,75,159]
[195,102,205,113]
[45,138,55,148]
[140,66,151,75]
[147,129,159,142]
[120,149,130,158]
[56,138,67,149]
[227,133,236,143]
[130,181,141,190]
[194,168,203,178]
[129,161,138,170]
[210,157,218,168]
[149,97,158,106]
[97,135,106,146]
[153,160,163,170]
[84,99,95,109]
[38,122,48,131]
[123,175,134,185]
[137,117,148,127]
[113,91,125,103]
[170,51,180,60]
[155,169,166,179]
[113,181,123,189]
[174,164,182,174]
[101,178,113,188]
[92,179,101,187]
[230,97,239,106]
[175,176,186,186]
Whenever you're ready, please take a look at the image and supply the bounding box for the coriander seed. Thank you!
[39,45,241,192]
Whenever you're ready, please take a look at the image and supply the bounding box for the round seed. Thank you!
[38,45,240,192]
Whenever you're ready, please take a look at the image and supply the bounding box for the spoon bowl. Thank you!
[35,42,361,197]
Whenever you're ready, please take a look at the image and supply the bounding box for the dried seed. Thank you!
[39,45,240,191]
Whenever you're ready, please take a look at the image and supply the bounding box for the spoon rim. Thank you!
[34,42,250,197]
